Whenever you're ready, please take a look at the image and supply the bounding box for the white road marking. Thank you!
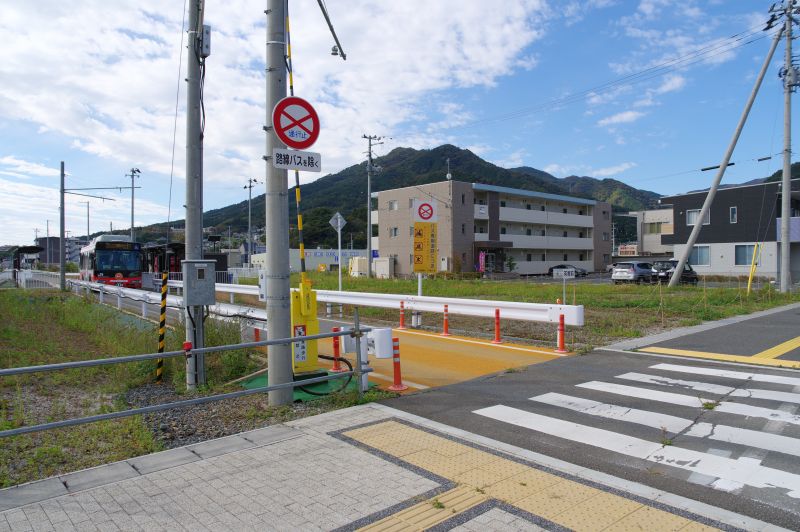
[531,392,800,458]
[651,363,800,387]
[578,381,800,426]
[530,392,692,433]
[367,372,429,390]
[473,404,800,497]
[618,372,800,404]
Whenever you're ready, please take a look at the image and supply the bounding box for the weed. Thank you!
[475,487,485,494]
[661,438,673,446]
[431,499,445,509]
[702,401,719,410]
[519,482,527,486]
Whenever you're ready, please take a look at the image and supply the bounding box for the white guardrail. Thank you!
[168,280,585,326]
[68,279,584,326]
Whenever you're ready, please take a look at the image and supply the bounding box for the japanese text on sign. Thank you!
[272,148,322,173]
[413,221,437,274]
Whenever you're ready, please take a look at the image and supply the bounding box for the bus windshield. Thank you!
[95,250,142,272]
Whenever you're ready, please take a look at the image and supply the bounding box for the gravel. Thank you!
[125,383,330,449]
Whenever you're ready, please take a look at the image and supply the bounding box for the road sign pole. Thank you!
[563,277,566,306]
[265,0,293,406]
[337,226,342,292]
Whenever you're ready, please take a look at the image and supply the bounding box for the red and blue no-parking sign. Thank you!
[272,96,320,150]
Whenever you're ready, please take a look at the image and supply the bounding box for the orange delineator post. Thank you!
[387,337,409,391]
[398,301,407,330]
[491,308,502,344]
[441,304,451,336]
[556,313,568,353]
[330,326,347,373]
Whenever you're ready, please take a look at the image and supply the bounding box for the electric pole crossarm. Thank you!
[669,26,785,288]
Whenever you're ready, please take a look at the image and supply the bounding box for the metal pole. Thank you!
[86,202,90,242]
[59,161,66,290]
[353,307,364,397]
[130,170,135,241]
[265,0,293,406]
[338,226,342,292]
[46,220,50,265]
[669,27,784,287]
[248,180,253,266]
[366,137,373,278]
[184,0,206,389]
[781,1,794,292]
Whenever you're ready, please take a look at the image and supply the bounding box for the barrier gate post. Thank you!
[441,304,451,336]
[388,337,408,391]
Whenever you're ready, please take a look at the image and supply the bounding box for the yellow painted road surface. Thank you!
[639,340,800,369]
[318,329,568,391]
[346,420,717,531]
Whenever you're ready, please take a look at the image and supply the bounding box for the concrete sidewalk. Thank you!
[0,404,781,531]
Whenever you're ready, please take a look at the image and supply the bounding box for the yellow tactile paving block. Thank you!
[360,486,487,531]
[344,421,720,531]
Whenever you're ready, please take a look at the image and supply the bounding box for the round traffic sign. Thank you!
[418,203,434,220]
[272,96,320,150]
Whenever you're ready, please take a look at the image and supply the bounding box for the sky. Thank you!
[0,0,794,246]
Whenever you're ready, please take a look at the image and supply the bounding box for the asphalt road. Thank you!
[382,349,800,529]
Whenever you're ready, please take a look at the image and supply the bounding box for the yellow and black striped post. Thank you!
[156,272,167,383]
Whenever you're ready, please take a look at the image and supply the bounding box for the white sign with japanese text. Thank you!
[272,148,321,172]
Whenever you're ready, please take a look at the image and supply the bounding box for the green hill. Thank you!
[136,144,662,248]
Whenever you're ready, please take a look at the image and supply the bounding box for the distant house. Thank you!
[660,178,800,279]
[628,208,674,256]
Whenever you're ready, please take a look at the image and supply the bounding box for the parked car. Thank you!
[652,259,699,285]
[548,264,588,277]
[611,261,654,284]
[605,262,617,273]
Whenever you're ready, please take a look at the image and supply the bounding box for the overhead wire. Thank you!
[165,0,188,251]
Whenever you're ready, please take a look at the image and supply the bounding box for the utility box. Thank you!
[348,257,368,277]
[373,257,394,279]
[182,260,216,306]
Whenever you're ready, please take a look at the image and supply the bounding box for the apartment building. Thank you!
[373,180,612,276]
[629,208,674,256]
[660,178,800,279]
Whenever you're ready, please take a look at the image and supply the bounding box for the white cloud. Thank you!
[543,163,590,177]
[493,149,527,168]
[597,110,645,127]
[591,161,637,177]
[0,156,61,178]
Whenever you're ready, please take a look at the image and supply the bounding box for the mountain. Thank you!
[136,144,661,248]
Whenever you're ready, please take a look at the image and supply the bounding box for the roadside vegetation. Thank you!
[0,289,393,488]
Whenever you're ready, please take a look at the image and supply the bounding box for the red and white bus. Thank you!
[79,235,144,288]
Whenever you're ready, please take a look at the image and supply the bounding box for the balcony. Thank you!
[474,204,488,219]
[499,207,593,227]
[776,217,800,242]
[499,234,593,250]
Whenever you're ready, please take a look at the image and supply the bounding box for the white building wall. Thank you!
[673,241,779,278]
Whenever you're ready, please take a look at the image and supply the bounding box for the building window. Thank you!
[388,200,398,211]
[578,210,584,215]
[526,253,532,262]
[541,205,546,211]
[686,209,710,226]
[602,232,609,241]
[461,223,465,235]
[461,193,465,205]
[562,208,568,214]
[563,231,568,237]
[408,198,415,208]
[563,254,568,261]
[579,231,584,238]
[526,228,532,236]
[730,206,738,224]
[390,227,398,238]
[603,210,610,220]
[526,204,531,210]
[541,253,546,261]
[500,200,506,207]
[579,253,584,261]
[541,230,546,236]
[645,222,663,234]
[735,244,757,266]
[500,227,507,235]
[603,253,610,263]
[689,245,710,266]
[473,225,477,233]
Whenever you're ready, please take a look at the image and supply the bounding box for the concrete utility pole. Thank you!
[59,161,66,290]
[265,0,293,406]
[244,178,260,266]
[781,0,794,292]
[363,134,382,277]
[46,221,50,265]
[126,168,141,241]
[670,27,784,287]
[185,0,206,388]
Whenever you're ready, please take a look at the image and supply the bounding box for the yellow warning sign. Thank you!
[413,221,437,274]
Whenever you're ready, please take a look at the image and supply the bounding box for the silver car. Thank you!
[612,261,654,284]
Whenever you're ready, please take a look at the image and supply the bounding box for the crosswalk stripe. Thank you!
[618,372,800,405]
[650,363,800,387]
[578,380,800,426]
[473,404,800,496]
[530,392,800,458]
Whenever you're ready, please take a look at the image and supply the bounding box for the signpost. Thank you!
[412,199,438,275]
[329,212,346,292]
[272,96,320,150]
[553,267,576,304]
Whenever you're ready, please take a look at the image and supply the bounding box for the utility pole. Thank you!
[670,26,784,287]
[265,0,293,406]
[46,221,50,265]
[781,0,795,292]
[244,178,261,266]
[363,134,383,277]
[184,0,207,389]
[126,168,141,241]
[60,161,66,290]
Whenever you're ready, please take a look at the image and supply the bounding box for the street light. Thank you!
[126,168,141,241]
